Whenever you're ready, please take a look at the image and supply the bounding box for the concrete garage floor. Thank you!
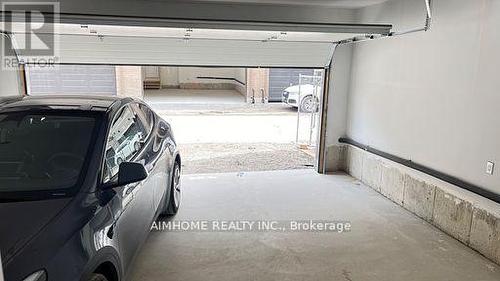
[129,170,500,281]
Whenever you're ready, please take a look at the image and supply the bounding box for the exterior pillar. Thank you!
[246,68,269,104]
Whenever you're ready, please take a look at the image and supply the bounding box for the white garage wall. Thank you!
[159,67,246,94]
[233,68,247,94]
[233,68,247,85]
[326,44,352,147]
[178,67,240,84]
[345,0,500,193]
[160,67,179,87]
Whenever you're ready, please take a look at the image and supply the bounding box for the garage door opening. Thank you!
[24,64,326,174]
[142,66,326,174]
[6,22,393,176]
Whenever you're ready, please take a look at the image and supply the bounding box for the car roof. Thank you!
[0,95,133,112]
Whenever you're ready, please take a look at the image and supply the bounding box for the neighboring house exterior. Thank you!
[143,66,247,94]
[268,68,316,102]
[26,65,144,99]
[25,65,319,104]
[142,66,319,104]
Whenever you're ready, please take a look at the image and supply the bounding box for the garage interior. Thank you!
[1,0,500,280]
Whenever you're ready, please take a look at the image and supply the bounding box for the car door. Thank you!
[102,104,154,269]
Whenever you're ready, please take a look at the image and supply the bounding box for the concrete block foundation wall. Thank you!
[336,145,500,266]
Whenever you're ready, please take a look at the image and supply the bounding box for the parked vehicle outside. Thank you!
[282,84,321,113]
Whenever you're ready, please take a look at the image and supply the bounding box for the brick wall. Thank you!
[246,68,269,103]
[115,66,144,99]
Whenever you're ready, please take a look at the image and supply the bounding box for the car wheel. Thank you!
[88,273,109,281]
[162,161,181,216]
[299,95,319,113]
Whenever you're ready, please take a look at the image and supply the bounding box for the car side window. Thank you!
[103,105,149,183]
[131,103,154,135]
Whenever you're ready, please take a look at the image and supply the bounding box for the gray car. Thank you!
[0,95,181,281]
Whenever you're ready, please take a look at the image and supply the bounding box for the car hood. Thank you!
[0,198,72,264]
[284,84,317,95]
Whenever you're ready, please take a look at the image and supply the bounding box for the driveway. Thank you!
[163,114,297,144]
[145,91,317,173]
[178,143,314,174]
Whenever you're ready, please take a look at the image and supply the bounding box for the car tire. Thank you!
[299,95,319,113]
[88,273,109,281]
[162,161,181,216]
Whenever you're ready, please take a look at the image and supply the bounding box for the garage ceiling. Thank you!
[186,0,390,8]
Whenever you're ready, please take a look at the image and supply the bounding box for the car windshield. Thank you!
[0,111,98,195]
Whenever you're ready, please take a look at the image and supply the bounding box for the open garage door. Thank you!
[3,23,392,68]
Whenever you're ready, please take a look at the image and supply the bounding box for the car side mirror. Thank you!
[103,162,148,190]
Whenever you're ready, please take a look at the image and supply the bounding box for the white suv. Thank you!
[282,84,321,113]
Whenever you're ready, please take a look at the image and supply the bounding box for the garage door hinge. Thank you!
[335,0,432,45]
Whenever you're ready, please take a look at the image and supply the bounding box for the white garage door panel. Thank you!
[20,34,334,68]
[27,65,116,95]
